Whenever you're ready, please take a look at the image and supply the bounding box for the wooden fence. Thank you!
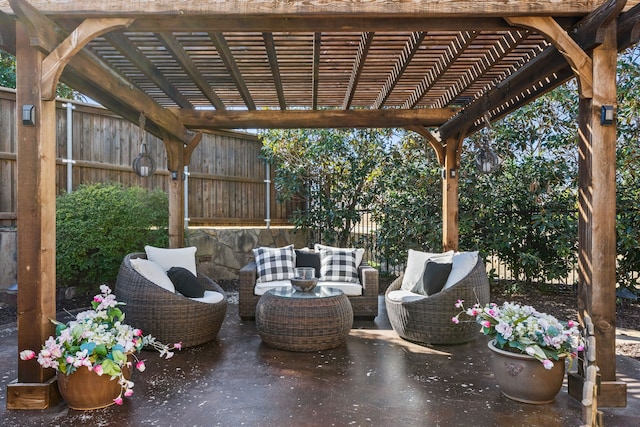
[0,88,297,227]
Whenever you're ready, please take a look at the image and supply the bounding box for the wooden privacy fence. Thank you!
[0,88,297,227]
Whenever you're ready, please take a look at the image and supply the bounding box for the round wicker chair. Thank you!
[385,257,490,345]
[115,252,227,348]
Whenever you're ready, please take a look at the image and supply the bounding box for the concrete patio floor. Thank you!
[1,296,639,427]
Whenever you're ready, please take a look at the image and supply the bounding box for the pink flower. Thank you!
[133,329,143,337]
[542,359,554,370]
[455,299,464,309]
[124,389,134,397]
[93,364,103,376]
[113,396,123,405]
[482,320,492,329]
[19,350,35,360]
[567,320,576,328]
[174,342,182,350]
[577,344,585,352]
[93,295,103,303]
[136,360,146,372]
[451,316,460,324]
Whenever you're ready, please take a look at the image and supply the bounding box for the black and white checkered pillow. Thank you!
[252,246,296,283]
[319,249,358,283]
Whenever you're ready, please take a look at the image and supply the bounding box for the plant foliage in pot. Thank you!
[453,300,584,404]
[20,285,181,409]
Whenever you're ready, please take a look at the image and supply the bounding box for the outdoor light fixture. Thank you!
[601,105,614,125]
[22,104,35,126]
[132,113,156,177]
[475,113,501,174]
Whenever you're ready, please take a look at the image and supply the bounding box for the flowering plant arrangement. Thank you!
[452,300,583,369]
[20,285,181,404]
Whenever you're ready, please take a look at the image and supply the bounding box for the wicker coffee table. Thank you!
[255,287,353,352]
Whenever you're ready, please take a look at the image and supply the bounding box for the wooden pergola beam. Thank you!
[342,31,374,110]
[263,32,287,110]
[209,32,256,111]
[175,108,458,130]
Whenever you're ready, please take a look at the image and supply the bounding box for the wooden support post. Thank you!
[569,20,626,407]
[164,133,202,248]
[6,21,60,409]
[442,137,459,252]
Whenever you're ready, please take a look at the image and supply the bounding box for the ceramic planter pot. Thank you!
[488,340,566,404]
[56,362,131,410]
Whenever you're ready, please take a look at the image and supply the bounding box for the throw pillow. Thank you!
[319,249,358,283]
[415,261,453,296]
[129,258,175,293]
[145,245,197,276]
[401,249,454,291]
[442,251,479,290]
[167,267,205,298]
[314,243,365,267]
[295,249,321,278]
[252,245,296,283]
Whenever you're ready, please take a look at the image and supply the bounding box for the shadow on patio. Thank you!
[1,296,639,427]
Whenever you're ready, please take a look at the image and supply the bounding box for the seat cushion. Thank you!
[387,290,428,303]
[191,290,225,304]
[252,245,296,283]
[130,258,175,293]
[167,267,205,298]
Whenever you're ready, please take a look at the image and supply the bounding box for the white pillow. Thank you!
[145,245,197,276]
[314,243,365,267]
[401,249,454,291]
[442,251,479,290]
[130,258,175,293]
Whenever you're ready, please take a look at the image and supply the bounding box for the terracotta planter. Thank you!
[57,363,131,410]
[488,340,566,404]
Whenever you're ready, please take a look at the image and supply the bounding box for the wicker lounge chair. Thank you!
[385,257,490,345]
[115,252,227,348]
[239,260,379,320]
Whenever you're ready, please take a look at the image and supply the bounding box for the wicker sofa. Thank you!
[115,252,228,348]
[385,257,490,345]
[239,260,379,320]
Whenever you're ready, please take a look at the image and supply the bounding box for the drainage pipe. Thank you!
[265,161,271,229]
[184,165,190,230]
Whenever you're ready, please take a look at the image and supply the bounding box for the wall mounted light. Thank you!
[22,105,35,125]
[601,105,614,125]
[449,169,457,178]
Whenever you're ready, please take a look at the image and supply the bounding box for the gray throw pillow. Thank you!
[415,261,452,296]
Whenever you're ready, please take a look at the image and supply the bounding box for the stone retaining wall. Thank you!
[0,227,307,291]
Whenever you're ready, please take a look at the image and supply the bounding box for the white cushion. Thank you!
[130,258,175,293]
[442,251,479,290]
[145,245,197,276]
[387,290,428,303]
[255,280,292,295]
[190,290,224,304]
[317,282,362,297]
[252,245,296,283]
[314,244,365,267]
[401,249,454,291]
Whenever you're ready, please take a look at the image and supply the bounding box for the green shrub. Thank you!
[56,182,169,288]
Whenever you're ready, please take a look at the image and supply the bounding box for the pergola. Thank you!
[1,0,639,410]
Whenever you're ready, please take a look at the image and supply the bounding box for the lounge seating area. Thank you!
[239,244,379,319]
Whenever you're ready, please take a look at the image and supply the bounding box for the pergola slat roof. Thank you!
[2,1,638,141]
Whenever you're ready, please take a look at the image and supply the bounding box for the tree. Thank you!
[259,128,394,247]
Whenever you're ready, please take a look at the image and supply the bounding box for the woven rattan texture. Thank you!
[115,252,227,348]
[239,261,378,319]
[256,290,353,352]
[385,257,490,345]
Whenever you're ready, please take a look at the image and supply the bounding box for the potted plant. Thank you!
[452,300,584,404]
[20,285,181,410]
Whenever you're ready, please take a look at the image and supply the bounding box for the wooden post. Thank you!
[442,136,459,251]
[164,133,201,248]
[6,21,61,409]
[568,20,626,407]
